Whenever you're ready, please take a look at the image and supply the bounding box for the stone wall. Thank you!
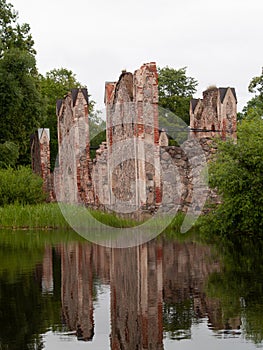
[161,136,219,213]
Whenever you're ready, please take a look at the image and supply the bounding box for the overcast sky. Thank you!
[11,0,263,112]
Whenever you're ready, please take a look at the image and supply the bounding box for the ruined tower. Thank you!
[110,242,163,349]
[190,87,237,140]
[60,243,94,341]
[102,62,161,215]
[55,88,93,204]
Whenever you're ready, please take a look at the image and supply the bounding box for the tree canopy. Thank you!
[0,141,19,168]
[39,68,84,169]
[0,0,35,56]
[40,68,105,167]
[158,66,198,126]
[0,0,43,164]
[0,1,105,167]
[240,68,263,121]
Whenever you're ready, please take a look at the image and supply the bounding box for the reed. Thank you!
[0,203,199,239]
[0,203,69,229]
[0,203,138,230]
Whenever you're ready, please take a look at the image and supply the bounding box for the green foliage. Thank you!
[90,128,106,159]
[0,203,70,228]
[159,107,189,145]
[241,96,263,121]
[201,118,263,237]
[0,1,43,164]
[89,209,138,228]
[0,48,43,164]
[239,68,263,121]
[163,300,194,340]
[248,70,263,95]
[39,68,84,169]
[88,108,106,159]
[89,109,106,140]
[0,141,19,167]
[39,68,106,168]
[0,202,138,229]
[206,237,263,344]
[0,166,45,205]
[0,246,62,349]
[0,0,35,56]
[158,66,198,126]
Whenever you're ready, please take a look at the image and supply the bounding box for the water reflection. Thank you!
[0,231,263,349]
[58,240,222,348]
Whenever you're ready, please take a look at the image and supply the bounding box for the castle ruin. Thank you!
[31,62,237,217]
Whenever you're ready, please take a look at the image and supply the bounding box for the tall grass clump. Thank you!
[89,209,138,228]
[0,166,45,205]
[0,203,69,229]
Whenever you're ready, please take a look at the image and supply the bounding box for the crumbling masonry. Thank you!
[31,62,237,216]
[30,128,54,200]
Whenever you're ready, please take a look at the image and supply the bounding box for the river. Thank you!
[0,230,262,349]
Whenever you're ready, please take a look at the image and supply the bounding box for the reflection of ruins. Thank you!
[110,243,163,349]
[60,243,94,341]
[40,239,242,347]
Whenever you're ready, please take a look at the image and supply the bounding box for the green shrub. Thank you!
[0,167,45,205]
[200,117,263,238]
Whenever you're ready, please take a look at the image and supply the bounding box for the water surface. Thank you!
[0,230,262,349]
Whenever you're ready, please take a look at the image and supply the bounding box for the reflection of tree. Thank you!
[163,299,195,340]
[0,246,62,349]
[206,238,263,345]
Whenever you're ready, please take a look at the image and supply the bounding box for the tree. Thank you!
[240,68,263,121]
[0,166,45,205]
[0,48,43,164]
[0,0,43,165]
[0,141,19,168]
[39,68,83,169]
[248,68,263,95]
[0,0,35,56]
[158,66,198,126]
[201,117,263,237]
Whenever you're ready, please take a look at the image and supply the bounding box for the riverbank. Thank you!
[0,203,191,234]
[0,203,69,229]
[0,203,141,230]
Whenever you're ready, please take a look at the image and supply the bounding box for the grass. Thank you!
[0,203,200,242]
[0,203,141,230]
[0,203,70,229]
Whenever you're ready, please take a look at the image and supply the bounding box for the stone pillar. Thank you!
[31,128,52,199]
